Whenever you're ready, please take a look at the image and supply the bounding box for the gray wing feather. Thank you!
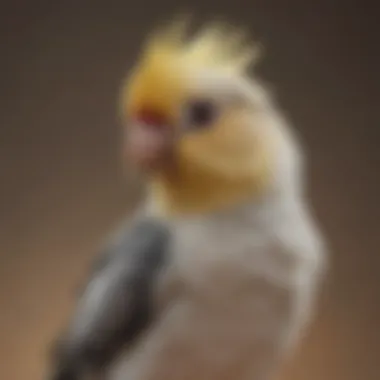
[47,219,170,380]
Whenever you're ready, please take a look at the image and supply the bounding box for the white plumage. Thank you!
[47,20,327,380]
[109,94,326,380]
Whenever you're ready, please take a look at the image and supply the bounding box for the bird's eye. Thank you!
[185,99,217,130]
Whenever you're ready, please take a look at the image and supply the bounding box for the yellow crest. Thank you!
[120,17,261,120]
[143,16,260,72]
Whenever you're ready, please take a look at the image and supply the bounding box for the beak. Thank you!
[125,122,175,172]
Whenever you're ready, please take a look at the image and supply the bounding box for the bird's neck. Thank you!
[147,163,270,218]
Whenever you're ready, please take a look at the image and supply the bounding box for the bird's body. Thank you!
[47,19,327,380]
[109,195,323,380]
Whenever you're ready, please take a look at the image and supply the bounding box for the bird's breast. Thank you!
[168,211,298,300]
[110,203,321,380]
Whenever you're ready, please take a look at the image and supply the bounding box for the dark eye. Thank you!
[185,100,217,129]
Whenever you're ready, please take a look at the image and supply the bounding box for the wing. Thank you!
[47,218,171,380]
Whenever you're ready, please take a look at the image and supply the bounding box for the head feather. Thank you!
[121,17,261,119]
[142,18,261,74]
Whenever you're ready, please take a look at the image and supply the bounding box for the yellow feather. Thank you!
[119,18,269,217]
[120,18,261,120]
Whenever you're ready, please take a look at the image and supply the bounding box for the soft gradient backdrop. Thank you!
[1,1,379,379]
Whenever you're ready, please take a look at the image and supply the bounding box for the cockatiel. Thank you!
[47,19,326,380]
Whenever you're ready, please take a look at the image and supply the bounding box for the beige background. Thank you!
[0,1,379,379]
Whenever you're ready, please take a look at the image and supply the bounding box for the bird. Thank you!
[46,17,327,380]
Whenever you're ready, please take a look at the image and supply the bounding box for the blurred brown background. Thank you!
[0,1,379,379]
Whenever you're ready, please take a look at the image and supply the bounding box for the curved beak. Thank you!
[125,122,175,172]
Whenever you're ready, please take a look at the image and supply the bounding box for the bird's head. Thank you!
[120,19,301,217]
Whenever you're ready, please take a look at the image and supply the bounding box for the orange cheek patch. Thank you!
[134,108,171,127]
